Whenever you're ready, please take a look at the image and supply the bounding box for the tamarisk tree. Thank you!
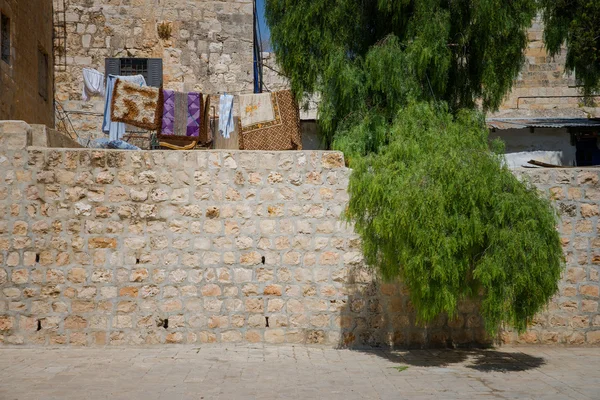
[266,0,568,335]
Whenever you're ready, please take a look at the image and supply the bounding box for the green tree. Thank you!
[266,0,565,336]
[266,0,538,146]
[345,103,563,334]
[540,0,600,98]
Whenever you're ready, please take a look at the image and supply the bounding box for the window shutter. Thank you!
[146,58,163,87]
[105,58,121,77]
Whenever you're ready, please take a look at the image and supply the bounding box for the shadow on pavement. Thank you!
[350,348,545,372]
[465,350,545,372]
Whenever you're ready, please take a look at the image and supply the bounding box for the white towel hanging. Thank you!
[82,68,106,101]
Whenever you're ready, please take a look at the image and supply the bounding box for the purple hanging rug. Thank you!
[160,89,203,138]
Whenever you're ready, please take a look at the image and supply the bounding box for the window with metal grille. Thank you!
[105,58,163,87]
[38,48,49,100]
[1,12,10,64]
[120,58,148,81]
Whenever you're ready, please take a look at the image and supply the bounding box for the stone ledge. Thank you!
[0,120,31,150]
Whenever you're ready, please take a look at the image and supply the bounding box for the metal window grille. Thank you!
[120,58,149,82]
[38,48,49,100]
[105,57,163,87]
[1,13,10,64]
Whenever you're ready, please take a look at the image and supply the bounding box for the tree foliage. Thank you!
[540,0,600,97]
[266,0,565,335]
[345,103,562,334]
[266,0,537,146]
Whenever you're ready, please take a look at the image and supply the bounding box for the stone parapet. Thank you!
[0,120,31,150]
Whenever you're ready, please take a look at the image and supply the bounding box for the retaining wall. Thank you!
[0,121,598,346]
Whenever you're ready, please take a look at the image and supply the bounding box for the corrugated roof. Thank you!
[487,118,600,130]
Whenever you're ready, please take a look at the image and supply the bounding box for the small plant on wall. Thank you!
[157,22,172,40]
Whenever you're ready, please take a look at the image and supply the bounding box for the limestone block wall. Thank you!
[496,17,600,117]
[263,19,600,119]
[502,169,600,345]
[54,0,254,140]
[0,121,487,347]
[0,121,599,347]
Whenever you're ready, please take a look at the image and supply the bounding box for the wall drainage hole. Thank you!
[163,319,169,329]
[35,254,40,263]
[265,316,269,328]
[37,320,42,331]
[261,256,266,264]
[136,258,140,264]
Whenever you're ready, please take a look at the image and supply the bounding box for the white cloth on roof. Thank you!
[219,94,235,139]
[102,74,147,141]
[503,151,565,169]
[82,68,106,101]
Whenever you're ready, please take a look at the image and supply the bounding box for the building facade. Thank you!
[54,0,254,141]
[496,18,600,118]
[488,17,600,168]
[53,2,600,148]
[0,0,55,127]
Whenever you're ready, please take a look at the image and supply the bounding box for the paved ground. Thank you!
[0,345,599,400]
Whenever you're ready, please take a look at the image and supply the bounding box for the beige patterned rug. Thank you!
[239,90,302,151]
[111,79,161,131]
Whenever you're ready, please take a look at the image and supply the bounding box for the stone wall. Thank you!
[495,17,600,118]
[503,169,600,345]
[0,121,599,347]
[265,18,600,119]
[0,121,488,347]
[28,125,83,149]
[54,0,254,140]
[0,0,54,127]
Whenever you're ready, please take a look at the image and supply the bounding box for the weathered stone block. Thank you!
[88,237,117,249]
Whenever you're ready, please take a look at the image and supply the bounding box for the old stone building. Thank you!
[54,0,254,141]
[488,18,600,168]
[52,1,600,149]
[0,0,54,127]
[496,18,600,118]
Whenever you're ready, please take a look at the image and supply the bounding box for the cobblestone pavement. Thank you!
[0,345,599,400]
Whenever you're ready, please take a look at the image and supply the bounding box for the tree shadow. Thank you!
[465,350,545,372]
[337,266,492,349]
[335,267,546,372]
[351,348,545,372]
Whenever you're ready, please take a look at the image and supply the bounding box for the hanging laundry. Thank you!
[111,78,161,131]
[238,90,302,151]
[219,94,235,139]
[202,95,212,145]
[239,93,274,128]
[102,74,146,141]
[81,68,105,101]
[159,89,203,138]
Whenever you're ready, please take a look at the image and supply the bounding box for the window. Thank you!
[38,48,49,100]
[105,58,163,87]
[120,58,148,80]
[1,12,10,64]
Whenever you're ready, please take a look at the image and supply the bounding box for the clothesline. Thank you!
[81,68,277,98]
[81,68,301,151]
